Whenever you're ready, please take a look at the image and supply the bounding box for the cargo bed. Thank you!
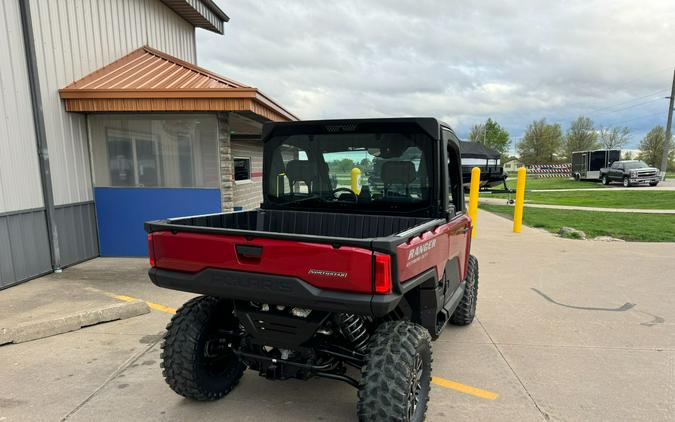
[146,209,441,248]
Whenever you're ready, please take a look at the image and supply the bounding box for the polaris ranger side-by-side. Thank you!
[145,118,479,421]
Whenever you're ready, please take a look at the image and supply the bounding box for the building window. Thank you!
[106,129,162,187]
[234,157,251,181]
[89,114,219,188]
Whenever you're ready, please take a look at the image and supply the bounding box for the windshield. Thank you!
[265,132,434,212]
[624,161,649,170]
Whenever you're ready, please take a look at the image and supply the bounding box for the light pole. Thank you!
[660,68,675,178]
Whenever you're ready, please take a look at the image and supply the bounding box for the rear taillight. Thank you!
[374,254,392,294]
[148,234,156,267]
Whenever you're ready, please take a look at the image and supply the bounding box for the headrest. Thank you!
[285,160,316,183]
[381,161,416,185]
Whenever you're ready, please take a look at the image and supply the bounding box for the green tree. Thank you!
[638,126,674,170]
[336,158,355,173]
[358,157,373,173]
[599,126,631,149]
[468,123,485,143]
[563,116,598,159]
[468,118,510,157]
[517,119,563,165]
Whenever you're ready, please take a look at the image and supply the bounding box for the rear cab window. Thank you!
[265,130,434,214]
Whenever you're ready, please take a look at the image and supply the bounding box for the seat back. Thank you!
[285,160,317,193]
[381,160,416,197]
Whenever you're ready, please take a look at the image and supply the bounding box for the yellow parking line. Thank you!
[112,294,177,315]
[432,376,498,400]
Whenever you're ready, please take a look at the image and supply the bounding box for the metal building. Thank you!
[0,0,296,289]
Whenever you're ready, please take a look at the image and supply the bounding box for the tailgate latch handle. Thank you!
[236,244,263,258]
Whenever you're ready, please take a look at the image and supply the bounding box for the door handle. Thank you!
[236,244,263,259]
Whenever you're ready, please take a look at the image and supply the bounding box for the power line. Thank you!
[587,89,669,113]
[598,110,664,128]
[593,96,665,116]
[582,67,673,114]
[612,66,674,88]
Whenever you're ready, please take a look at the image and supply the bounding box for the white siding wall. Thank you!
[28,0,196,205]
[0,0,44,213]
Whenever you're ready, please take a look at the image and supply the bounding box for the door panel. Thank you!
[611,165,622,180]
[447,213,471,292]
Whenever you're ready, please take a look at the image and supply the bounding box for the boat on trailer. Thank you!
[459,141,508,190]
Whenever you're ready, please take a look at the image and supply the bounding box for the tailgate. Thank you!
[150,231,374,293]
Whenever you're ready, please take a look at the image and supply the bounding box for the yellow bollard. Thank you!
[351,167,362,195]
[513,167,527,233]
[468,167,480,238]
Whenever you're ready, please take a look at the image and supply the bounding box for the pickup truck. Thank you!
[600,160,660,187]
[146,117,478,422]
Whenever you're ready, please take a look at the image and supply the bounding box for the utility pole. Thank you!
[661,68,675,178]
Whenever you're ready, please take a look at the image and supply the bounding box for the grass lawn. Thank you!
[514,190,675,210]
[481,204,675,242]
[503,177,604,190]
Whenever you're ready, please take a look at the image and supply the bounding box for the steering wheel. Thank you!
[332,188,358,202]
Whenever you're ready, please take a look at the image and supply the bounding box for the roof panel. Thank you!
[64,46,245,90]
[59,46,298,122]
[160,0,228,34]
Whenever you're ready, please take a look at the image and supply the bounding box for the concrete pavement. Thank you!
[0,276,150,345]
[1,210,674,421]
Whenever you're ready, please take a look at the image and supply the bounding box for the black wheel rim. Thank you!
[201,324,240,377]
[406,353,424,420]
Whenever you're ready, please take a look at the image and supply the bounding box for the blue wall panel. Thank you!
[94,188,221,257]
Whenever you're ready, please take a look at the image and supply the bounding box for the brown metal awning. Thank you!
[59,46,298,122]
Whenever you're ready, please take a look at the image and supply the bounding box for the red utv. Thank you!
[146,118,479,421]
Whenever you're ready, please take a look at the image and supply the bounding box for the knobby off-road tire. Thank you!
[358,321,432,422]
[161,296,245,401]
[450,254,479,326]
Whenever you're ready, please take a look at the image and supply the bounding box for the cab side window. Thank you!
[442,129,462,214]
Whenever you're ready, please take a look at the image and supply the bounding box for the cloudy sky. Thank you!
[197,1,675,149]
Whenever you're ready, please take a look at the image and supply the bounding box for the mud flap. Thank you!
[416,274,445,337]
[443,281,466,317]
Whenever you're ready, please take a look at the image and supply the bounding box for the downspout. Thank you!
[18,0,61,270]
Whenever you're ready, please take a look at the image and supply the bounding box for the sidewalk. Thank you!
[478,196,675,214]
[0,270,150,345]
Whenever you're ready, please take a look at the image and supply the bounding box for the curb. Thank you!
[0,300,151,345]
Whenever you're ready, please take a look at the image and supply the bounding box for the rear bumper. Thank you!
[149,267,401,317]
